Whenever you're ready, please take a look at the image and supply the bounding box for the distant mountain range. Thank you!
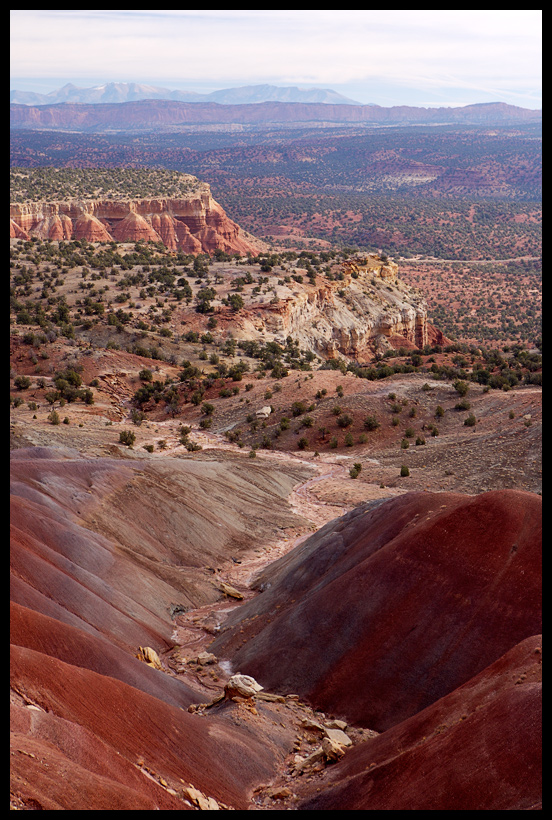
[9,81,362,107]
[10,98,542,132]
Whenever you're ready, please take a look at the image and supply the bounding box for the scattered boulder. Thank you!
[195,651,217,666]
[256,406,272,419]
[300,717,326,734]
[266,785,292,800]
[184,785,220,810]
[224,674,264,700]
[324,727,352,747]
[216,581,244,600]
[136,646,162,670]
[322,736,347,762]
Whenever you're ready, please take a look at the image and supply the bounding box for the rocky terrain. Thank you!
[10,438,541,810]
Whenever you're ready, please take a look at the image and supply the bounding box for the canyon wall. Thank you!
[10,190,260,256]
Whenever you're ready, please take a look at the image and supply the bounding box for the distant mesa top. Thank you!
[9,95,541,132]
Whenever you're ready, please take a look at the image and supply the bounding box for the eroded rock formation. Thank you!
[10,188,260,256]
[237,255,446,360]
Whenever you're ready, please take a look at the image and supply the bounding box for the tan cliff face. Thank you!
[9,190,260,257]
[235,256,445,361]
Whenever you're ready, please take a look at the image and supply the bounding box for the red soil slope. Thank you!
[297,635,542,811]
[10,641,280,810]
[212,489,542,731]
[10,444,541,809]
[10,446,311,810]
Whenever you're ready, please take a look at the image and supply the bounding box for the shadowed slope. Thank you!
[211,489,541,731]
[297,635,542,811]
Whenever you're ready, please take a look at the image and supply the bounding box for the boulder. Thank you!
[136,646,162,670]
[224,674,263,700]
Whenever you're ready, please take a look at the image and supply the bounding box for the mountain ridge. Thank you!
[10,81,362,107]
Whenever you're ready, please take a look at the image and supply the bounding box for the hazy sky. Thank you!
[10,9,542,108]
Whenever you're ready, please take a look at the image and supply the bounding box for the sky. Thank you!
[10,9,542,109]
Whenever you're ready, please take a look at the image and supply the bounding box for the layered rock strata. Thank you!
[238,255,445,360]
[10,190,259,256]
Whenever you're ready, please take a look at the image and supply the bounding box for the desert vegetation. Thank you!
[10,166,202,202]
[10,123,541,260]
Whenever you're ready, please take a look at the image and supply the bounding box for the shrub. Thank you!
[344,432,354,446]
[363,414,380,431]
[131,408,146,425]
[400,438,410,449]
[336,413,353,428]
[435,405,444,418]
[404,427,415,438]
[14,375,31,390]
[464,413,477,427]
[119,430,136,446]
[48,409,60,425]
[349,465,361,479]
[455,398,471,411]
[400,465,410,477]
[453,379,470,397]
[143,444,154,453]
[184,441,202,451]
[297,437,309,450]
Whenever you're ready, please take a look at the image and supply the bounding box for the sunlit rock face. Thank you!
[9,189,260,256]
[232,255,444,362]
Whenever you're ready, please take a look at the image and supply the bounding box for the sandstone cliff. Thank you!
[10,188,260,256]
[235,255,445,360]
